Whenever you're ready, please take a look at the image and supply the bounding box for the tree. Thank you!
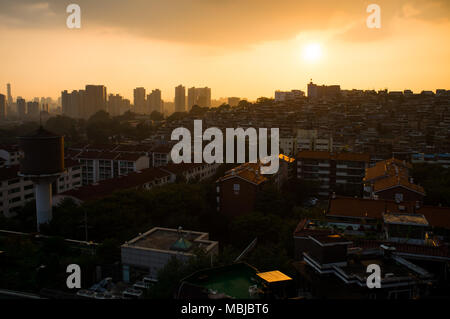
[150,111,164,121]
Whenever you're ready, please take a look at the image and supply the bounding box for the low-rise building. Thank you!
[363,158,425,202]
[54,167,173,203]
[216,163,268,216]
[297,151,370,197]
[121,227,219,281]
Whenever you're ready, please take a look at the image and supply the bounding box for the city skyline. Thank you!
[0,1,449,101]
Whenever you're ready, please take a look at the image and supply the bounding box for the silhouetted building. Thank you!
[26,101,39,118]
[188,87,211,110]
[307,81,340,99]
[174,85,186,113]
[0,94,6,120]
[134,87,146,114]
[147,89,162,114]
[297,151,370,197]
[16,98,26,118]
[227,97,240,107]
[85,85,107,118]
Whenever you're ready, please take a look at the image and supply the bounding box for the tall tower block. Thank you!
[18,127,65,231]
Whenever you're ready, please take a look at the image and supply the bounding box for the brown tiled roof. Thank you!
[373,175,425,195]
[364,158,410,182]
[115,144,152,152]
[162,162,207,175]
[117,153,147,161]
[152,145,173,153]
[217,162,268,185]
[60,168,172,201]
[76,151,120,160]
[328,196,450,229]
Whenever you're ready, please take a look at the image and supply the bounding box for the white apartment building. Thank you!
[0,162,82,217]
[54,160,82,193]
[75,152,149,185]
[0,166,35,217]
[0,145,21,166]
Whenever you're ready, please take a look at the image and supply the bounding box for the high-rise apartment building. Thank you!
[85,85,107,118]
[174,85,186,113]
[61,90,86,118]
[16,98,26,118]
[134,87,146,114]
[0,94,6,120]
[147,89,162,114]
[108,93,130,116]
[6,84,12,106]
[188,87,211,110]
[26,101,40,118]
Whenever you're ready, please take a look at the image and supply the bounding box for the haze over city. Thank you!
[0,0,450,101]
[2,0,450,306]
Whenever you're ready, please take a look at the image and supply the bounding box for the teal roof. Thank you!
[170,237,193,252]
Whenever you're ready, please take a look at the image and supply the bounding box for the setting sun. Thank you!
[303,43,323,62]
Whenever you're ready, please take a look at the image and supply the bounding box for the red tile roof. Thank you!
[373,175,425,195]
[328,196,450,229]
[60,168,172,201]
[217,162,268,185]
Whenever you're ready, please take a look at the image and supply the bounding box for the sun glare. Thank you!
[303,43,323,62]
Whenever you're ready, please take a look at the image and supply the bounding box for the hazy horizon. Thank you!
[1,0,449,101]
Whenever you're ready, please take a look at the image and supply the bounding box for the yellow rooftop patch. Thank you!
[256,270,292,283]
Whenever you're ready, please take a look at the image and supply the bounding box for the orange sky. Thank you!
[0,0,449,101]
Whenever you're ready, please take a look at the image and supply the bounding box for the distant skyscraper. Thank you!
[147,89,162,114]
[175,85,186,113]
[85,85,107,118]
[108,93,129,116]
[17,98,26,118]
[26,101,40,118]
[188,87,211,109]
[6,83,12,106]
[62,90,86,118]
[0,94,6,120]
[133,87,146,114]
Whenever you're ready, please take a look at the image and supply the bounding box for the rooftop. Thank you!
[383,213,429,226]
[328,196,450,229]
[123,227,217,254]
[179,263,260,299]
[59,168,171,201]
[217,162,268,185]
[297,150,370,163]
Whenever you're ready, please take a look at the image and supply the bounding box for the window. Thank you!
[8,178,20,185]
[395,193,403,202]
[8,187,20,194]
[233,183,240,195]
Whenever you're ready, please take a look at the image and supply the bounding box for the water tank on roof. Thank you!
[18,127,64,175]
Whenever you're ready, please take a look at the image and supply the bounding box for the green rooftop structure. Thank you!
[170,237,193,252]
[178,263,262,299]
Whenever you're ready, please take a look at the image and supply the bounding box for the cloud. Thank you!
[0,0,448,46]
